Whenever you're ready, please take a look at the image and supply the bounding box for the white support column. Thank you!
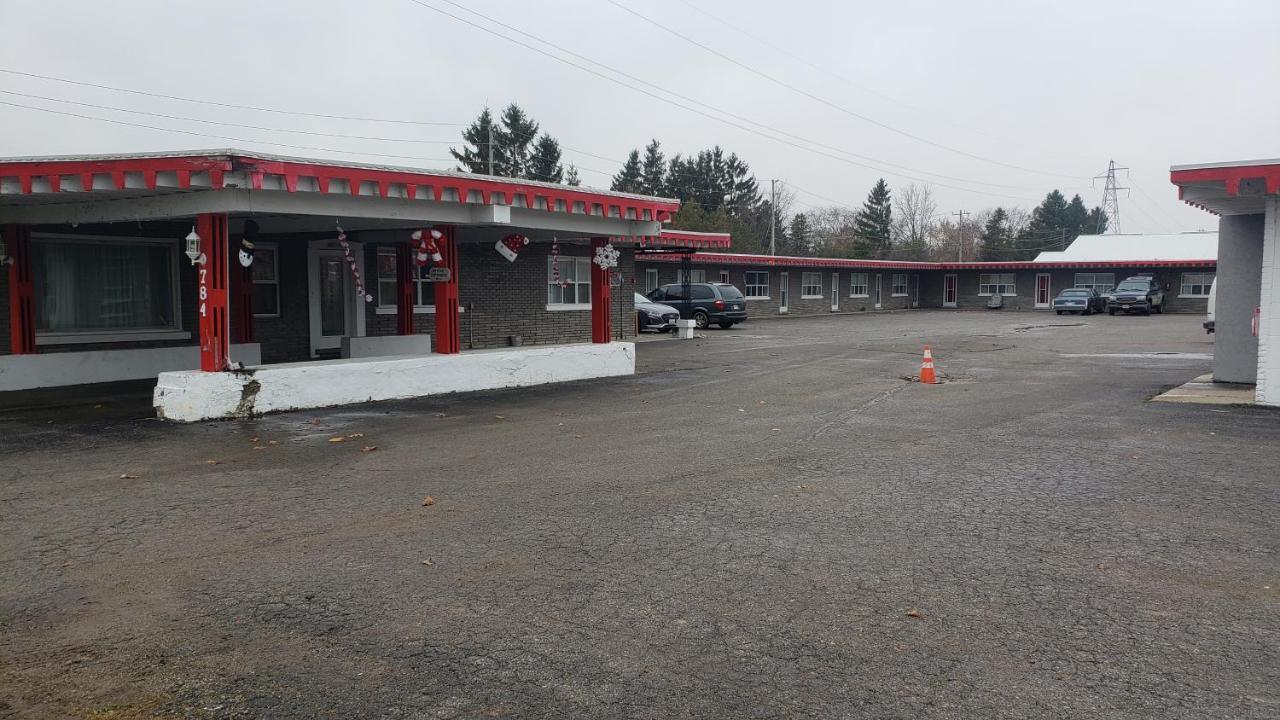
[1214,214,1265,383]
[1258,198,1280,405]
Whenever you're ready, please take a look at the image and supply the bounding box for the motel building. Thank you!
[1171,159,1280,406]
[637,231,1216,318]
[0,149,730,421]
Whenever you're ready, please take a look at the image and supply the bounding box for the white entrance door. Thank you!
[1035,273,1052,309]
[943,274,958,307]
[830,272,839,311]
[779,273,789,314]
[874,275,883,309]
[309,240,367,357]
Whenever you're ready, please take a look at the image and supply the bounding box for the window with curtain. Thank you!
[548,256,592,307]
[33,238,178,333]
[849,273,869,297]
[375,247,434,310]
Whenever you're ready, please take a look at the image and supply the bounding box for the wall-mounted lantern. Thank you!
[185,227,207,266]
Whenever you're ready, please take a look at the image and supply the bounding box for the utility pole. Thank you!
[769,179,778,256]
[952,210,969,262]
[486,124,495,176]
[1094,160,1129,234]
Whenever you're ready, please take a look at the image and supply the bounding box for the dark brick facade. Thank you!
[929,267,1214,314]
[639,261,920,318]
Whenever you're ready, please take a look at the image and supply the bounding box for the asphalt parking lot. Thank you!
[2,311,1277,719]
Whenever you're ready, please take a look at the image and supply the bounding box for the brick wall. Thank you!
[638,261,919,318]
[943,268,1213,313]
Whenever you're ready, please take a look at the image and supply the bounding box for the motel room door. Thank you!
[1035,273,1052,309]
[308,240,367,357]
[943,274,958,307]
[779,273,789,314]
[830,272,839,312]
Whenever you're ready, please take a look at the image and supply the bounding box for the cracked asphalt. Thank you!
[2,311,1278,719]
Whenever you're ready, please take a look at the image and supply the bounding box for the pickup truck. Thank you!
[1108,276,1166,316]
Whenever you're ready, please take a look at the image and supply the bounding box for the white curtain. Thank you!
[35,240,174,332]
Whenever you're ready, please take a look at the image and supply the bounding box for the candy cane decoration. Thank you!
[337,224,374,303]
[550,236,568,288]
[411,229,444,267]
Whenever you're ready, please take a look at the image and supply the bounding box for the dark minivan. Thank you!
[647,282,748,329]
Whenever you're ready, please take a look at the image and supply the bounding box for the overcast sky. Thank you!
[1,0,1277,234]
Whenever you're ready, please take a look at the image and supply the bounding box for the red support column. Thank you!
[432,226,460,354]
[230,227,254,345]
[196,213,230,372]
[396,242,415,335]
[590,237,612,344]
[5,224,36,354]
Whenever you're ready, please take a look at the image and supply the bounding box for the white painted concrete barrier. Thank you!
[154,341,635,422]
[0,343,261,391]
[675,319,696,340]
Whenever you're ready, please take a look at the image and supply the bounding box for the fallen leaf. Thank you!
[119,473,139,480]
[757,400,766,405]
[249,436,259,443]
[205,460,221,465]
[573,433,584,439]
[347,433,364,439]
[494,415,506,420]
[361,445,378,453]
[328,437,346,443]
[422,496,436,507]
[94,404,104,409]
[253,446,268,451]
[267,440,279,446]
[771,428,781,432]
[421,559,434,566]
[1096,564,1106,571]
[905,609,924,619]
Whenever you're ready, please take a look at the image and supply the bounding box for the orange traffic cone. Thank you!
[919,345,938,384]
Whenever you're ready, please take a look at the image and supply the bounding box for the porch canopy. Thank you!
[0,149,722,370]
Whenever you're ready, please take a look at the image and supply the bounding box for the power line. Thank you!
[605,0,1086,181]
[0,68,467,126]
[403,0,1046,201]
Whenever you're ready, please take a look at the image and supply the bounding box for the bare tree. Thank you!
[929,216,983,262]
[804,206,861,257]
[891,184,937,260]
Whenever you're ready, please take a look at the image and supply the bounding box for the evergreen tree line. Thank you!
[451,103,1106,260]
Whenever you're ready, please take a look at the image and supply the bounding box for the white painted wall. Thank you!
[341,335,433,358]
[1258,198,1280,406]
[154,342,635,422]
[0,344,261,391]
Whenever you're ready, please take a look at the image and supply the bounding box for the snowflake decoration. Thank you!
[593,242,620,270]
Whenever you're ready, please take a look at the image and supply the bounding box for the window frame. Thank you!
[800,271,823,299]
[1073,272,1116,294]
[1180,272,1214,298]
[849,272,869,298]
[677,268,706,284]
[645,267,659,293]
[31,233,187,345]
[978,273,1017,297]
[251,241,281,318]
[547,255,593,311]
[374,246,436,315]
[744,270,770,299]
[891,273,908,297]
[718,269,730,284]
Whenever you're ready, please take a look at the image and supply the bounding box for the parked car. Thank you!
[634,292,680,333]
[647,282,748,329]
[1108,275,1166,315]
[1204,277,1216,334]
[1053,287,1106,315]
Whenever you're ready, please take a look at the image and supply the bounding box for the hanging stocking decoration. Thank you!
[495,233,529,262]
[336,224,374,303]
[411,229,444,267]
[550,236,569,288]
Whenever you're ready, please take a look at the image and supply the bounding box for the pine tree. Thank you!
[493,103,539,178]
[450,107,498,174]
[788,213,811,255]
[853,179,893,258]
[639,139,665,196]
[564,164,581,186]
[1085,206,1109,234]
[527,134,564,183]
[978,207,1012,261]
[612,150,643,193]
[1064,194,1091,239]
[1014,190,1071,259]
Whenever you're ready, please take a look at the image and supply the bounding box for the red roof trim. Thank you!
[0,151,682,221]
[1170,164,1280,197]
[637,230,732,249]
[643,252,1214,270]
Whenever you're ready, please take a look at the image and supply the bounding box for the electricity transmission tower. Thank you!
[1095,160,1129,234]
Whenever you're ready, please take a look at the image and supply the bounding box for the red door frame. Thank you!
[5,224,36,354]
[396,242,415,335]
[1035,273,1052,307]
[432,226,460,354]
[943,274,958,307]
[196,213,230,372]
[590,238,612,343]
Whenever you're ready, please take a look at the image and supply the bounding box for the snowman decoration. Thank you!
[495,233,529,262]
[238,219,260,268]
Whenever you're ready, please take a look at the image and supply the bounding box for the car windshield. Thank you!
[1115,282,1148,292]
[634,293,650,304]
[718,285,745,300]
[1060,289,1090,296]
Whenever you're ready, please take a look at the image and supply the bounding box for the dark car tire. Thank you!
[718,321,733,329]
[1108,309,1116,316]
[1056,310,1063,315]
[693,311,710,329]
[1082,307,1091,316]
[1154,302,1163,314]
